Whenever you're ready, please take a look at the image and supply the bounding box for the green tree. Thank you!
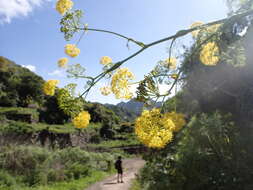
[39,95,70,124]
[0,56,44,107]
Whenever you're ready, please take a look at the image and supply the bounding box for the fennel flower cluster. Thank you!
[207,24,221,33]
[190,21,204,38]
[111,68,134,99]
[170,74,179,79]
[56,0,73,15]
[164,57,177,70]
[65,44,80,57]
[100,86,112,96]
[190,21,221,38]
[135,109,174,149]
[200,42,220,66]
[58,57,68,68]
[43,80,59,96]
[72,111,91,128]
[100,56,112,65]
[163,112,186,132]
[135,109,186,149]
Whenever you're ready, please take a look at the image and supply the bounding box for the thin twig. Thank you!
[77,27,146,47]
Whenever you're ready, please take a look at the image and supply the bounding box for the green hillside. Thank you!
[0,56,44,107]
[0,56,141,189]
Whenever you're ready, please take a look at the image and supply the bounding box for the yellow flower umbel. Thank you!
[164,57,177,70]
[200,42,219,66]
[43,80,59,96]
[56,0,73,15]
[135,109,175,149]
[100,56,112,65]
[190,21,221,39]
[65,44,80,58]
[163,112,186,132]
[100,86,111,96]
[72,111,91,129]
[190,21,204,38]
[170,74,179,80]
[207,24,221,33]
[111,68,134,99]
[57,57,68,68]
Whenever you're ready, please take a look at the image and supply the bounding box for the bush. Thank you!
[0,115,7,123]
[117,122,134,133]
[39,95,70,124]
[53,147,91,164]
[0,107,39,122]
[0,170,16,187]
[0,146,50,186]
[89,133,101,143]
[0,121,36,134]
[0,146,115,187]
[66,163,90,179]
[46,169,59,183]
[138,112,253,190]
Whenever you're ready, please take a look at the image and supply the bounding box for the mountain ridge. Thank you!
[116,99,162,115]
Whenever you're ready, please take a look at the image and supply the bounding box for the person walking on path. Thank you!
[86,158,145,190]
[115,156,123,183]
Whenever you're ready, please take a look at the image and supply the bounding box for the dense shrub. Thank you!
[0,146,117,187]
[116,122,134,133]
[0,107,39,122]
[0,170,16,187]
[138,112,253,190]
[39,95,70,124]
[0,146,50,185]
[0,121,37,134]
[65,163,90,180]
[84,102,120,124]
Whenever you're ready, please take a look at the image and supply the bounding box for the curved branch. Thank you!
[78,27,146,47]
[79,9,253,99]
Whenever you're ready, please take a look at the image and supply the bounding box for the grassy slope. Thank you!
[0,170,114,190]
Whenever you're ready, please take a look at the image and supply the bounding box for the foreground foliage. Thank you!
[0,146,120,189]
[138,112,253,190]
[0,170,111,190]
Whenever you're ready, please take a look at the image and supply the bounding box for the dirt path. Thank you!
[85,158,145,190]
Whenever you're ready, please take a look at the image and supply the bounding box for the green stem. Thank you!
[79,9,253,98]
[79,27,146,47]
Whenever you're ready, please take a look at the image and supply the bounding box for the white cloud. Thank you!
[21,64,36,72]
[48,69,64,77]
[0,0,51,23]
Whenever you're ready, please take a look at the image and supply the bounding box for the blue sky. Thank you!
[0,0,227,104]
